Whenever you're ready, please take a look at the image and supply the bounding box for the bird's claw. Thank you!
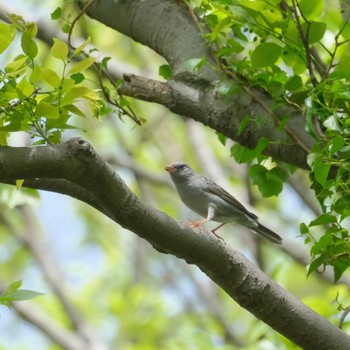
[187,220,203,230]
[210,230,224,240]
[187,220,224,241]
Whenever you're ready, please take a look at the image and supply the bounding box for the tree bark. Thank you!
[81,0,314,169]
[1,138,349,349]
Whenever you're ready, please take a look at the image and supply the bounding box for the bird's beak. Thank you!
[165,165,176,173]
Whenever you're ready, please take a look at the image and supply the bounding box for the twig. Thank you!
[322,13,350,80]
[339,306,350,329]
[290,0,318,87]
[67,0,142,125]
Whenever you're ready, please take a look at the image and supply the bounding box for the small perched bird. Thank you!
[165,162,282,244]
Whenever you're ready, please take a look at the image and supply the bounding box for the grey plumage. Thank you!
[165,162,282,244]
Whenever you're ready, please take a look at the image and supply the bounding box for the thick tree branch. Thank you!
[81,0,218,80]
[0,138,349,349]
[81,0,314,169]
[119,74,312,169]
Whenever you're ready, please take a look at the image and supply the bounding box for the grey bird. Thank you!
[165,162,282,244]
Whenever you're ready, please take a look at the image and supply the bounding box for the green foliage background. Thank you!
[0,0,350,349]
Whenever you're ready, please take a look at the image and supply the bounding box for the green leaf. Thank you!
[299,222,309,235]
[25,22,38,38]
[323,115,340,131]
[267,166,288,183]
[285,75,302,91]
[0,280,43,306]
[230,138,269,163]
[185,57,206,72]
[65,104,85,117]
[311,233,333,255]
[302,22,327,44]
[329,135,345,155]
[16,77,34,98]
[219,39,244,55]
[313,161,331,186]
[159,65,172,80]
[120,97,131,108]
[0,120,23,132]
[61,23,71,34]
[16,179,24,190]
[35,102,60,119]
[0,23,16,54]
[210,16,232,41]
[60,87,99,106]
[333,196,350,218]
[48,130,62,144]
[251,43,282,68]
[331,55,350,79]
[298,0,324,20]
[6,289,43,301]
[309,213,337,227]
[216,132,227,146]
[21,31,38,59]
[231,144,257,163]
[39,67,61,88]
[51,38,68,60]
[282,49,307,74]
[60,78,75,93]
[5,55,27,74]
[8,280,22,292]
[73,37,91,56]
[70,73,85,84]
[100,56,111,69]
[68,56,95,74]
[249,164,286,197]
[238,115,250,136]
[334,256,350,282]
[51,7,62,20]
[307,255,326,276]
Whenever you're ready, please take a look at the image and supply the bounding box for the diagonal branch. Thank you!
[0,137,349,349]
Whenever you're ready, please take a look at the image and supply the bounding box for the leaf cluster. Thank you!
[0,13,105,145]
[0,280,42,308]
[187,0,350,280]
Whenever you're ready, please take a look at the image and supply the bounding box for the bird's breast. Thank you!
[175,182,212,218]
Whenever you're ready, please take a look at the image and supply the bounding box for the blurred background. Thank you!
[0,0,349,349]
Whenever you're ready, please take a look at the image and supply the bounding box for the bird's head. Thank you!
[165,162,194,180]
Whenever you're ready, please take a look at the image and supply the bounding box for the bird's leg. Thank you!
[187,219,223,240]
[212,223,226,234]
[210,224,225,240]
[188,217,210,229]
[188,207,224,240]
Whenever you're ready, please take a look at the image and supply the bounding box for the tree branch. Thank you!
[119,74,312,169]
[81,0,314,169]
[1,138,349,349]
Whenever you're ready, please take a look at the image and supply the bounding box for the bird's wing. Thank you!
[204,177,259,221]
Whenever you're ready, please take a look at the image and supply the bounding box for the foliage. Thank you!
[0,281,42,308]
[185,0,350,281]
[0,13,107,145]
[1,0,350,348]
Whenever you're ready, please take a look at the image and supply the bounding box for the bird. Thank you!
[165,161,282,244]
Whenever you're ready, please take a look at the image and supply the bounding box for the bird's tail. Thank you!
[253,223,282,245]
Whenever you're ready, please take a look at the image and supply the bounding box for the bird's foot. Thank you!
[187,220,205,231]
[210,230,224,240]
[187,221,224,241]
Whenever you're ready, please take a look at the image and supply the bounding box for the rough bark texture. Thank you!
[82,0,314,169]
[1,138,349,350]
